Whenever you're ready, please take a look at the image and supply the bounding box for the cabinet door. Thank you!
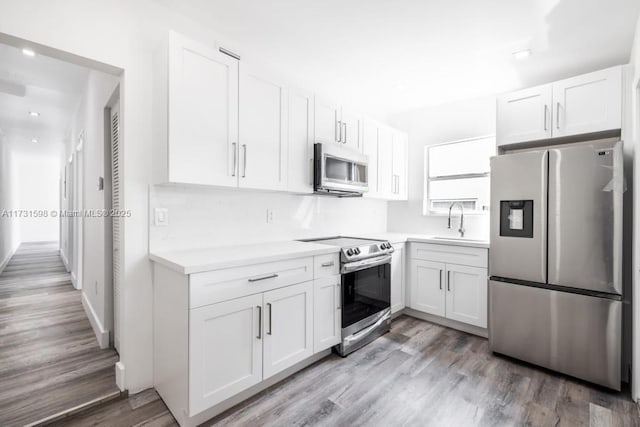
[377,125,394,197]
[313,276,341,352]
[287,88,314,193]
[496,84,552,146]
[390,244,405,314]
[552,66,622,138]
[362,119,379,195]
[341,109,361,152]
[445,264,487,328]
[263,282,313,379]
[189,293,263,415]
[314,96,339,143]
[169,32,239,186]
[239,63,287,190]
[391,131,408,200]
[409,260,445,317]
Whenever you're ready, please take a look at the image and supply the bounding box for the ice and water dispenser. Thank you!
[499,200,533,238]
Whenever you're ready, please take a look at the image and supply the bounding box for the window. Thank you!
[424,135,496,215]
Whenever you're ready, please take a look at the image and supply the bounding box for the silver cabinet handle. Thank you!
[543,105,548,131]
[556,102,560,130]
[321,261,335,267]
[338,120,343,143]
[439,269,443,290]
[232,142,237,176]
[343,122,347,144]
[447,271,451,291]
[256,305,262,339]
[248,273,278,282]
[242,144,247,177]
[336,283,341,309]
[267,302,272,335]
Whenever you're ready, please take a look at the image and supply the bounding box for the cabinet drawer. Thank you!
[190,257,313,308]
[314,253,339,279]
[410,243,487,268]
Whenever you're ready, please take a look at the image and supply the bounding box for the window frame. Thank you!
[423,134,496,216]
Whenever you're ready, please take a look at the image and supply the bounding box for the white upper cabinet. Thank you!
[552,66,622,138]
[314,96,340,144]
[168,32,239,186]
[341,109,361,152]
[239,63,287,191]
[362,119,379,194]
[377,125,394,196]
[391,131,408,199]
[497,84,552,147]
[497,66,622,147]
[287,88,314,193]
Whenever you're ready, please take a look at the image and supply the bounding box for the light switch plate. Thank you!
[154,208,169,226]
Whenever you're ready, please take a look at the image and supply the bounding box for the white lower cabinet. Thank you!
[408,244,488,329]
[409,260,445,317]
[263,282,314,379]
[390,243,405,314]
[313,276,341,352]
[189,293,263,415]
[445,264,487,328]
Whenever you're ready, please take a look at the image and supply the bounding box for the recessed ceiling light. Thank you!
[31,138,38,143]
[22,48,35,57]
[29,111,40,117]
[513,49,531,60]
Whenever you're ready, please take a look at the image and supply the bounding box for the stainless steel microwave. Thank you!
[314,143,369,196]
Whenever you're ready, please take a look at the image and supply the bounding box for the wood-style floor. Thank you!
[0,242,120,427]
[60,315,640,427]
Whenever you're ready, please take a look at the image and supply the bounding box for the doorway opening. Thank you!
[0,38,124,425]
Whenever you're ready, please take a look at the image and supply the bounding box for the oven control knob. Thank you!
[355,248,361,254]
[346,249,354,256]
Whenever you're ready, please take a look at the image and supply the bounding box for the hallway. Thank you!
[0,242,120,426]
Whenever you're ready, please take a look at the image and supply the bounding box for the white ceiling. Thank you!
[158,0,640,118]
[0,43,88,149]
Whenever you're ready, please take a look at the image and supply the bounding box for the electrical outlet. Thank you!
[266,209,274,224]
[154,208,169,226]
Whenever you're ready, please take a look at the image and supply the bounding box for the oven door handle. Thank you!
[341,255,392,274]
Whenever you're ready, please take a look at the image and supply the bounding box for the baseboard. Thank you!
[60,250,70,272]
[0,244,17,275]
[81,292,110,349]
[403,308,489,338]
[115,362,126,392]
[71,272,78,289]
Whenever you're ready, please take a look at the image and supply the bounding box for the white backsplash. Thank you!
[149,185,388,253]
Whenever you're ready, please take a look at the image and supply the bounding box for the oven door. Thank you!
[341,255,391,329]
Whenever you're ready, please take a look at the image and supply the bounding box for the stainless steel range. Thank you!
[305,237,394,356]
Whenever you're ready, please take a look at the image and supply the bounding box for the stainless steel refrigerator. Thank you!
[489,138,624,390]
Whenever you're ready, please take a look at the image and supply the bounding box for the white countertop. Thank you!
[150,233,489,275]
[150,240,340,275]
[355,232,490,249]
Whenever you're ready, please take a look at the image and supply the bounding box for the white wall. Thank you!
[65,69,119,340]
[387,96,495,239]
[13,147,61,243]
[0,139,20,270]
[150,186,388,253]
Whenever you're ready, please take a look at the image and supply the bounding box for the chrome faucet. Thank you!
[448,202,465,238]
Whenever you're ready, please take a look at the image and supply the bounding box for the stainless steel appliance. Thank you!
[489,139,624,390]
[314,143,368,196]
[306,237,393,356]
